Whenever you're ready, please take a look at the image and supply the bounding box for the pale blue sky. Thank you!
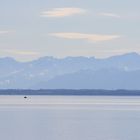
[0,0,140,61]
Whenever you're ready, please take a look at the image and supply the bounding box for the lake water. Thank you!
[0,96,140,140]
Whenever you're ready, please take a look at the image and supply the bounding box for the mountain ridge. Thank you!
[1,52,139,62]
[0,52,140,89]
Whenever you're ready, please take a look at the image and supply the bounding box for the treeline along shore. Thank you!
[0,89,140,96]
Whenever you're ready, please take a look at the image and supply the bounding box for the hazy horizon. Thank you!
[0,52,139,62]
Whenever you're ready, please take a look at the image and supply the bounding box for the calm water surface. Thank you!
[0,96,140,140]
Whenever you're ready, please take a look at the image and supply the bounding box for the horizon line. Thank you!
[0,51,139,62]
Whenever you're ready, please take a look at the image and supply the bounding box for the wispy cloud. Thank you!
[0,30,14,35]
[40,8,86,18]
[3,49,40,56]
[50,32,120,43]
[98,12,121,18]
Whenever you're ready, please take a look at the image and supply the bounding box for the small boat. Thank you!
[24,96,27,99]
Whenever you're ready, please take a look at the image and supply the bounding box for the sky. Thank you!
[0,0,140,61]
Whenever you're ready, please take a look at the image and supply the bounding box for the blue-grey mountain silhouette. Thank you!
[0,52,140,89]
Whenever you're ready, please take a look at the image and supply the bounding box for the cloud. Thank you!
[98,12,121,18]
[0,30,13,35]
[0,31,9,34]
[0,30,15,35]
[3,49,40,56]
[49,32,120,43]
[40,8,86,18]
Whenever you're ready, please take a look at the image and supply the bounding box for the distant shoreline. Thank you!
[0,89,140,96]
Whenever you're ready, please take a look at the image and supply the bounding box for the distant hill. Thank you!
[0,52,140,89]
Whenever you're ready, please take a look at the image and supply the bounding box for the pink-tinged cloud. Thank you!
[50,32,120,43]
[40,8,86,18]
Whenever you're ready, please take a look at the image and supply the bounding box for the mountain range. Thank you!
[0,52,140,89]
